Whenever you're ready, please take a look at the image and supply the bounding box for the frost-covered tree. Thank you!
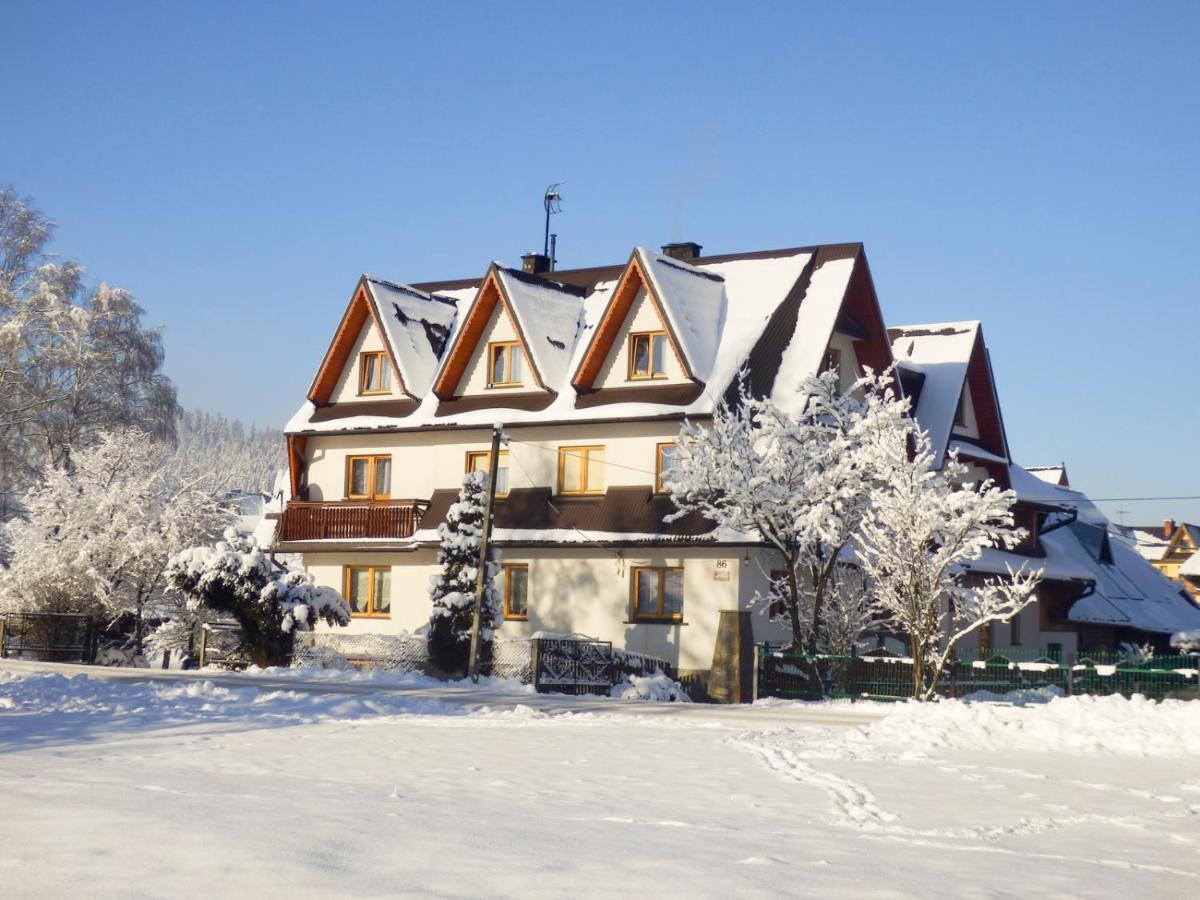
[855,427,1042,700]
[427,471,500,677]
[166,529,350,667]
[171,409,285,495]
[667,368,909,652]
[0,188,177,519]
[0,429,231,651]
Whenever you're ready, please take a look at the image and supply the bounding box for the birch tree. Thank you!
[666,368,909,652]
[855,426,1042,700]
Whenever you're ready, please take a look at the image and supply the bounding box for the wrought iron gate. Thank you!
[532,638,614,695]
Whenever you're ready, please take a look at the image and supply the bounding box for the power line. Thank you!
[1090,495,1200,503]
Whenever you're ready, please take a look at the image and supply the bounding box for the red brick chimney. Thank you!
[1164,518,1176,539]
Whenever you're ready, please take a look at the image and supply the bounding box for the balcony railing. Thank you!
[278,500,428,542]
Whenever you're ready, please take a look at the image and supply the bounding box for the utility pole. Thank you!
[468,423,503,683]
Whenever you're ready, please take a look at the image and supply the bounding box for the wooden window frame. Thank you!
[358,350,392,396]
[631,565,685,623]
[627,330,669,381]
[345,454,392,500]
[655,442,677,494]
[767,568,789,620]
[557,445,605,496]
[487,341,524,388]
[502,563,529,621]
[465,449,510,498]
[343,565,391,618]
[954,390,968,429]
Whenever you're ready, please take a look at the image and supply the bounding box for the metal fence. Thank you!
[0,613,97,663]
[757,644,1200,703]
[290,632,673,696]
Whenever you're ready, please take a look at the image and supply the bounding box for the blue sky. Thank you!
[3,1,1197,524]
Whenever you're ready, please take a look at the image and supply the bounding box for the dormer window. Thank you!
[628,331,667,380]
[358,351,392,395]
[488,341,524,388]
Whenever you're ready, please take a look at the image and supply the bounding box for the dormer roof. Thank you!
[307,275,458,405]
[432,264,585,399]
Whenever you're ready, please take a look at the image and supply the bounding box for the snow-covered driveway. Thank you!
[1,664,1198,898]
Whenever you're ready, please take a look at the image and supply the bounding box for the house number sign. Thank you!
[713,559,731,581]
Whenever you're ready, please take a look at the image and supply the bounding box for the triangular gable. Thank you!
[1166,525,1200,558]
[308,276,458,407]
[433,264,585,399]
[572,248,725,391]
[308,278,406,405]
[961,327,1011,463]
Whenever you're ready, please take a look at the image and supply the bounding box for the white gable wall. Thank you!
[593,287,689,389]
[459,302,531,396]
[826,333,862,394]
[330,320,397,404]
[952,384,980,440]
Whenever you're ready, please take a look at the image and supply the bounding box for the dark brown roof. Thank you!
[410,243,860,298]
[574,382,705,410]
[420,485,716,541]
[434,392,556,416]
[310,399,420,421]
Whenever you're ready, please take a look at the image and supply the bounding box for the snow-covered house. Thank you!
[281,244,893,675]
[889,323,1200,654]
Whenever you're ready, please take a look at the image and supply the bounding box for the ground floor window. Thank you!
[344,566,391,617]
[502,564,529,620]
[632,566,684,622]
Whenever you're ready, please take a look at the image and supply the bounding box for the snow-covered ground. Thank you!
[2,663,1199,898]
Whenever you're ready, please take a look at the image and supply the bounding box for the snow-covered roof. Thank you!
[1008,464,1081,513]
[1037,495,1200,635]
[635,248,727,382]
[364,278,459,397]
[1117,528,1169,562]
[1027,464,1068,487]
[493,267,585,390]
[771,256,857,416]
[288,246,846,435]
[1181,552,1200,578]
[888,322,978,466]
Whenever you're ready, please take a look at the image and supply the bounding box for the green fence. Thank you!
[756,644,1200,702]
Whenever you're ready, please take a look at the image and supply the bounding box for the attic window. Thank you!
[954,390,967,428]
[823,347,842,378]
[488,341,524,388]
[358,351,392,395]
[629,331,667,380]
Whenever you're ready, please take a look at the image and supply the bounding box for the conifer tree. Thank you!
[427,471,500,677]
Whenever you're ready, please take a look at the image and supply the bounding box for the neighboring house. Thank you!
[280,243,892,677]
[889,324,1200,654]
[1153,521,1200,593]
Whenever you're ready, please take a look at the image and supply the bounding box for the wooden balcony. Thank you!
[278,500,428,542]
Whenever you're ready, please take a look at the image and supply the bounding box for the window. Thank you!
[346,455,391,499]
[632,566,684,622]
[358,351,392,395]
[655,442,678,493]
[954,390,967,428]
[558,445,605,495]
[344,566,391,617]
[628,331,668,380]
[502,564,529,620]
[488,341,524,387]
[466,450,510,496]
[1010,610,1022,646]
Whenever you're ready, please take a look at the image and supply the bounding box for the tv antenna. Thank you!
[543,183,563,269]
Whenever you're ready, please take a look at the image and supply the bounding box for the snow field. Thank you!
[2,668,1199,898]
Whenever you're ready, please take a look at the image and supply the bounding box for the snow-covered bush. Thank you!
[855,425,1042,701]
[1116,642,1156,667]
[427,471,500,677]
[609,672,692,702]
[166,529,350,667]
